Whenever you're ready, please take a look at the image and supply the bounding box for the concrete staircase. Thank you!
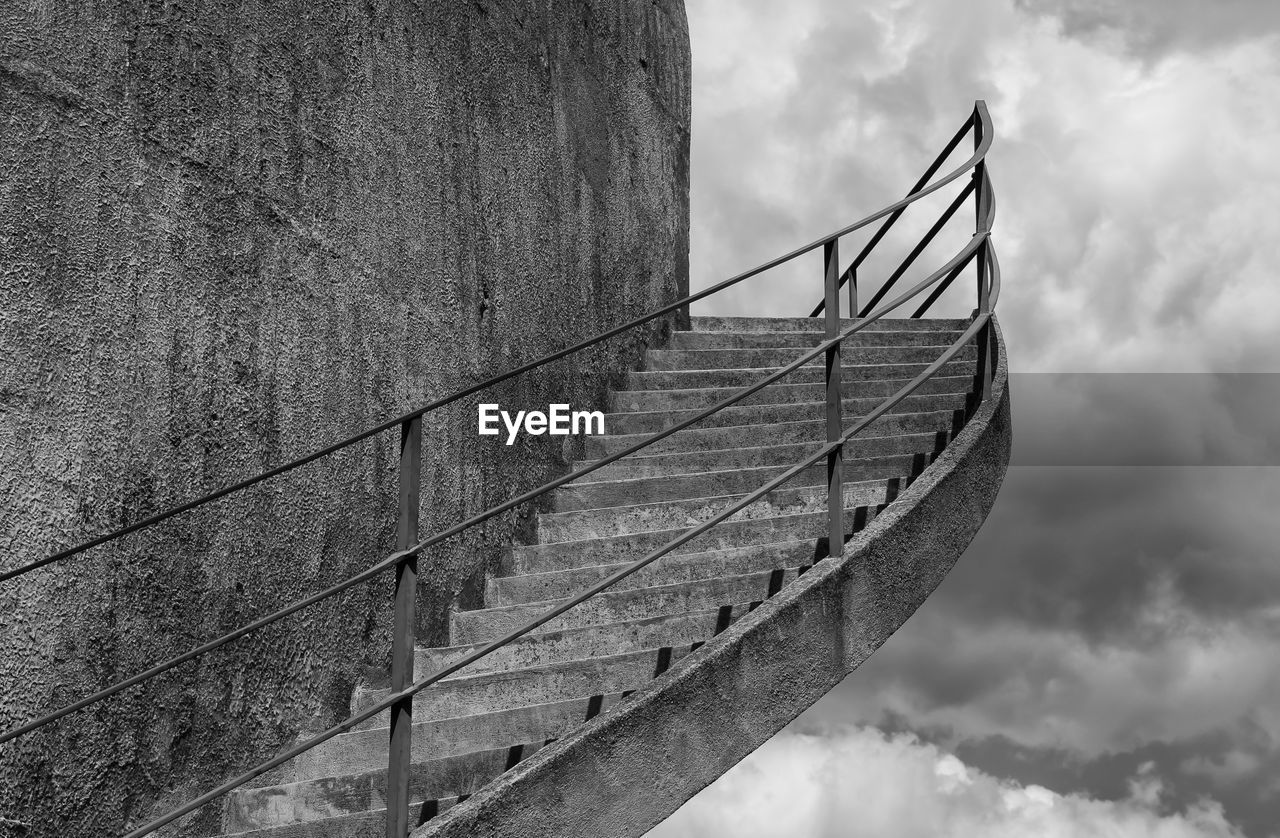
[210,316,980,838]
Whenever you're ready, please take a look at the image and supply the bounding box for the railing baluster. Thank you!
[824,239,844,558]
[847,264,857,320]
[388,416,421,838]
[972,105,993,409]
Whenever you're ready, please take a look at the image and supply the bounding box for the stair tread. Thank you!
[488,539,816,604]
[686,316,971,332]
[572,431,946,479]
[537,477,888,538]
[450,567,803,644]
[609,375,973,412]
[562,452,927,497]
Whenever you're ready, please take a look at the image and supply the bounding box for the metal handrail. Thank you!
[0,105,993,586]
[3,102,997,838]
[123,204,999,838]
[0,228,990,748]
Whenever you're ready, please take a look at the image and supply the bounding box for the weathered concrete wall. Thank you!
[412,320,1011,838]
[0,1,690,835]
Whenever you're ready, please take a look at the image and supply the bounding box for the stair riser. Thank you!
[687,316,971,332]
[452,570,799,645]
[554,453,927,513]
[604,391,967,436]
[508,503,886,575]
[423,605,764,676]
[487,542,816,606]
[224,744,526,832]
[610,375,972,413]
[266,699,598,788]
[586,409,962,457]
[669,330,964,350]
[218,809,388,838]
[538,480,887,543]
[626,359,975,390]
[645,344,977,371]
[353,649,692,729]
[576,432,945,481]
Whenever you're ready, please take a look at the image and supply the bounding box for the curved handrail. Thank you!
[122,208,999,838]
[0,103,994,586]
[3,101,998,838]
[0,228,990,747]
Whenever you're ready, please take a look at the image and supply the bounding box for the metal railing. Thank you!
[0,101,999,838]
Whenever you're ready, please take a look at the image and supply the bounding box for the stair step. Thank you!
[625,359,974,391]
[574,432,946,481]
[609,374,972,413]
[258,698,603,789]
[538,479,887,542]
[645,343,976,371]
[487,540,816,606]
[687,316,971,332]
[351,645,701,730]
[554,452,928,512]
[668,329,964,350]
[223,741,544,833]
[451,568,801,645]
[604,391,966,436]
[624,358,972,388]
[586,409,962,458]
[215,807,389,837]
[506,501,887,575]
[421,602,765,677]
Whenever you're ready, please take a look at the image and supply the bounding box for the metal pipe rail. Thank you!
[2,101,997,838]
[0,224,991,748]
[0,104,992,587]
[122,197,1000,838]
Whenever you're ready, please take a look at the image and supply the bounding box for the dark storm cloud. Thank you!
[1014,0,1280,60]
[927,466,1280,639]
[1009,374,1280,466]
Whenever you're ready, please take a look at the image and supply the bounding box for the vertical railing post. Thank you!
[847,265,857,321]
[823,239,844,558]
[972,104,993,410]
[387,416,421,838]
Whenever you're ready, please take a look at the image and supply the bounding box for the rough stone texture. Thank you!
[409,317,1012,838]
[0,1,690,835]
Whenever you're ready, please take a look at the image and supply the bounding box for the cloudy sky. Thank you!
[648,1,1280,836]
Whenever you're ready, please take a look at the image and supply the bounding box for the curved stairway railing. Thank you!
[0,101,1000,838]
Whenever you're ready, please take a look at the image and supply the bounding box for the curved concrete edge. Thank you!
[412,317,1012,838]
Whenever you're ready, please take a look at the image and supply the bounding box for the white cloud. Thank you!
[645,726,1245,838]
[687,0,1280,373]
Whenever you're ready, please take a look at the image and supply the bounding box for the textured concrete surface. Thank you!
[170,318,963,836]
[0,1,689,835]
[407,317,1011,838]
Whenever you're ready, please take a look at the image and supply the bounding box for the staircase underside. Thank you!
[209,316,1011,838]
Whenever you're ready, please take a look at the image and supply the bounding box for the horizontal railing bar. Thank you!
[2,106,993,585]
[811,111,976,317]
[0,230,989,748]
[853,178,976,319]
[124,301,995,838]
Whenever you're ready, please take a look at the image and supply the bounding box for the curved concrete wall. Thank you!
[0,1,690,835]
[413,318,1012,838]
